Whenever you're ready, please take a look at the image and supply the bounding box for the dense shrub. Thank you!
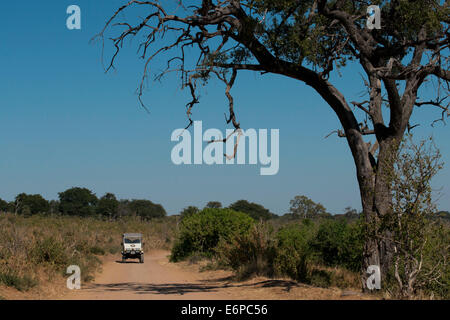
[0,272,38,291]
[218,220,319,282]
[273,220,317,282]
[217,221,276,278]
[32,237,68,267]
[312,219,364,272]
[170,208,254,262]
[217,219,363,289]
[384,221,450,299]
[419,223,450,298]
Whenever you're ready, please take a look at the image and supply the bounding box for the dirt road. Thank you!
[65,250,234,300]
[64,250,372,300]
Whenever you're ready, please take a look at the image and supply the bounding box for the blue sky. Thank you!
[0,1,449,215]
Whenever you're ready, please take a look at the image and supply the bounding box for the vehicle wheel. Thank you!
[140,255,144,264]
[122,256,126,263]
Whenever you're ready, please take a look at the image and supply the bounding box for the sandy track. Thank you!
[65,250,233,300]
[63,250,372,300]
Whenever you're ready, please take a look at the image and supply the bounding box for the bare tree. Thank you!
[95,0,449,289]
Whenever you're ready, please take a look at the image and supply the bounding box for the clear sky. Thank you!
[0,1,449,215]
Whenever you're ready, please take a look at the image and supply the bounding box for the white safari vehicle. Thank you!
[121,233,144,263]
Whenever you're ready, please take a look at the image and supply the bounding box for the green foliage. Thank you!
[229,200,274,221]
[217,221,276,278]
[206,201,222,209]
[32,237,68,267]
[180,206,200,218]
[6,202,15,213]
[2,190,171,220]
[289,195,328,219]
[96,193,119,218]
[273,221,317,281]
[170,208,254,262]
[381,0,446,43]
[48,200,60,214]
[245,0,448,70]
[217,218,363,288]
[0,272,38,292]
[128,199,166,220]
[58,187,98,216]
[247,0,353,68]
[22,205,31,217]
[342,207,360,220]
[0,198,8,212]
[312,219,364,272]
[418,223,450,299]
[381,136,448,298]
[15,193,49,215]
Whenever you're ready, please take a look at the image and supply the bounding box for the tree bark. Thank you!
[357,131,407,291]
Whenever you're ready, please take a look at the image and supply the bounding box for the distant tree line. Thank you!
[2,191,448,223]
[178,197,450,223]
[0,187,166,220]
[178,197,362,222]
[179,200,277,221]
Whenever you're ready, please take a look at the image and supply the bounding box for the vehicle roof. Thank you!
[123,233,143,238]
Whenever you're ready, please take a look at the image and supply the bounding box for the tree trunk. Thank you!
[358,137,402,291]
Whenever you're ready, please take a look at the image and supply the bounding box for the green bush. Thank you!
[170,208,254,262]
[31,237,68,268]
[393,222,450,299]
[273,221,317,282]
[217,221,276,278]
[0,272,38,292]
[312,219,364,272]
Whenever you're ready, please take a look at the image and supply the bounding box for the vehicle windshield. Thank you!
[124,238,141,244]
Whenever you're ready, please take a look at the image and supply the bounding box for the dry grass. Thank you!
[0,213,179,296]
